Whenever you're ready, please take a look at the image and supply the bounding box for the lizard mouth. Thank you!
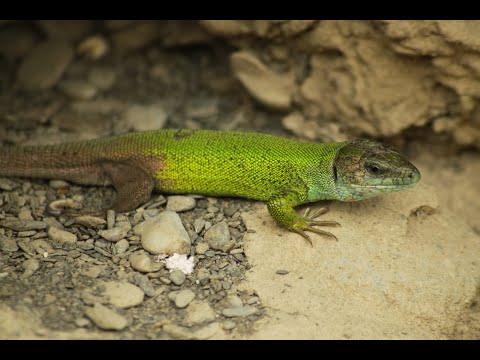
[350,183,417,190]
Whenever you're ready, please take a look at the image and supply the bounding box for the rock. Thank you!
[163,322,220,340]
[169,269,186,285]
[114,239,129,255]
[87,66,116,90]
[111,21,163,53]
[123,104,168,132]
[98,224,130,242]
[77,35,110,60]
[107,210,116,229]
[20,258,40,279]
[82,265,103,279]
[17,209,33,221]
[43,217,64,230]
[101,281,144,308]
[130,273,156,297]
[17,40,74,91]
[85,303,128,331]
[222,321,236,330]
[129,252,162,273]
[173,290,196,308]
[184,301,216,326]
[166,196,196,212]
[222,305,258,318]
[58,79,97,100]
[204,221,234,252]
[194,218,206,233]
[48,180,70,189]
[74,216,107,228]
[0,236,18,253]
[195,242,209,255]
[230,50,294,111]
[0,219,46,231]
[48,226,77,250]
[140,211,191,255]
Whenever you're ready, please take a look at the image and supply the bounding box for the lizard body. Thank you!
[0,129,421,242]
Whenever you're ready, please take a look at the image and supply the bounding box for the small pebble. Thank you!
[222,320,236,330]
[17,209,33,221]
[166,196,196,212]
[48,226,77,250]
[114,239,129,254]
[0,236,18,253]
[0,219,46,231]
[276,270,289,275]
[184,301,216,326]
[101,281,145,308]
[21,258,40,279]
[169,269,186,285]
[85,303,128,331]
[194,218,206,233]
[124,104,168,132]
[107,210,116,229]
[204,221,234,253]
[195,242,209,255]
[174,289,195,308]
[48,180,70,189]
[129,252,162,273]
[74,216,107,228]
[98,225,130,242]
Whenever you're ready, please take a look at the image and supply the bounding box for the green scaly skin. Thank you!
[0,129,421,244]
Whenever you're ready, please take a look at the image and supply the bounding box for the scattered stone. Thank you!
[58,79,97,100]
[162,322,219,340]
[74,317,91,328]
[184,301,216,326]
[276,269,289,275]
[77,35,109,60]
[98,224,130,242]
[85,303,128,331]
[195,242,209,255]
[82,265,104,279]
[48,180,70,189]
[114,239,129,255]
[141,211,191,255]
[131,273,156,297]
[124,104,168,132]
[194,218,206,233]
[222,320,236,330]
[227,295,243,307]
[88,66,116,90]
[0,236,18,253]
[17,40,74,91]
[169,269,186,285]
[222,305,258,318]
[107,210,116,229]
[21,258,40,279]
[129,252,162,273]
[74,216,107,228]
[101,281,144,308]
[48,226,77,250]
[166,196,196,212]
[204,221,235,252]
[0,219,46,231]
[174,289,196,308]
[17,209,33,221]
[42,217,64,230]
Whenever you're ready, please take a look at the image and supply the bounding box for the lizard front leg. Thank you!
[266,191,340,246]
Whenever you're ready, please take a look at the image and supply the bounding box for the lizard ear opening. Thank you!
[333,164,338,182]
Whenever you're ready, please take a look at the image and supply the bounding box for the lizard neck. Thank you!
[302,141,348,203]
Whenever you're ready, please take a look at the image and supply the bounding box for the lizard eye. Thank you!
[366,163,382,175]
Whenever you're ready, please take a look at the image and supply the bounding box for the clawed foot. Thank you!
[293,207,340,246]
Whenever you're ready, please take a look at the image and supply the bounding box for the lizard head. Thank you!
[333,139,421,201]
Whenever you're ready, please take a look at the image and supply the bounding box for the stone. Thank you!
[88,66,116,90]
[17,209,33,221]
[230,50,294,110]
[195,242,209,255]
[123,104,168,132]
[48,226,77,250]
[58,80,97,100]
[114,239,129,255]
[166,196,196,212]
[17,40,74,91]
[174,290,195,308]
[85,303,128,331]
[0,236,18,253]
[169,269,186,285]
[20,258,40,279]
[140,211,191,255]
[184,301,216,326]
[74,216,107,228]
[129,252,162,273]
[0,219,46,231]
[194,218,206,233]
[98,225,130,242]
[204,221,235,252]
[101,281,144,308]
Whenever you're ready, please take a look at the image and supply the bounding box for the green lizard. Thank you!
[0,129,420,244]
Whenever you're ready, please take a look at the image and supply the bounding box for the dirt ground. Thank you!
[0,21,479,339]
